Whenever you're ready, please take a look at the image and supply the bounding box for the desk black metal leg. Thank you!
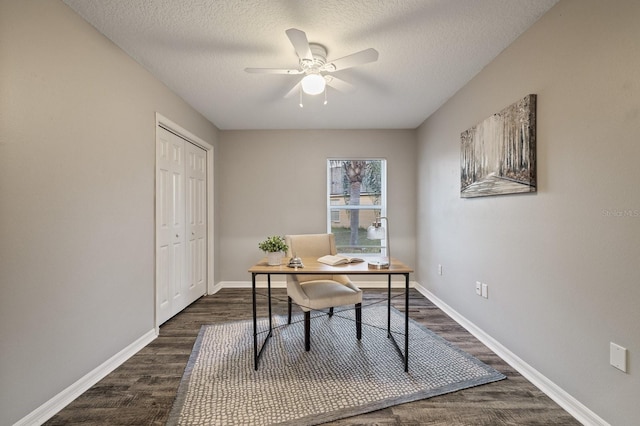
[268,274,272,333]
[252,273,258,370]
[387,274,391,338]
[252,273,274,371]
[387,273,410,372]
[404,272,409,372]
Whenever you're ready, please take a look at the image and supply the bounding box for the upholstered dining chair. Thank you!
[284,234,363,351]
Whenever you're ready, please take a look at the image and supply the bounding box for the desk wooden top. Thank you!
[249,257,413,274]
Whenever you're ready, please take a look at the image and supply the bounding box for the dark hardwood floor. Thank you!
[45,288,580,425]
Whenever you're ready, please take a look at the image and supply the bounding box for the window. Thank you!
[327,159,387,256]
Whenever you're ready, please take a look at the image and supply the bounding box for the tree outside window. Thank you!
[327,159,386,255]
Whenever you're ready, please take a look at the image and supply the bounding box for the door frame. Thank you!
[154,113,214,330]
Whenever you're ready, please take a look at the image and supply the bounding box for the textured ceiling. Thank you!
[62,0,558,130]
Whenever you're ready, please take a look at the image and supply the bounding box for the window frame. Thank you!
[326,158,387,257]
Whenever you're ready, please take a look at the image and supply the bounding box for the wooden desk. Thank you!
[248,257,413,371]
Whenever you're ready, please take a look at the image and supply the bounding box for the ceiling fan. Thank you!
[245,28,379,102]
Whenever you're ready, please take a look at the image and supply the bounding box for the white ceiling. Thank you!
[62,0,558,130]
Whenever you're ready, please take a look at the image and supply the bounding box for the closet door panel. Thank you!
[156,128,187,323]
[185,142,207,302]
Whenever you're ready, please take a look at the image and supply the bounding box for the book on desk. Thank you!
[317,254,365,266]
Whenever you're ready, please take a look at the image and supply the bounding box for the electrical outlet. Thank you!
[481,283,489,299]
[610,342,627,372]
[438,264,443,275]
[475,281,482,296]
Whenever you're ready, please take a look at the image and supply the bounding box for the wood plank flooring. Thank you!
[45,288,580,425]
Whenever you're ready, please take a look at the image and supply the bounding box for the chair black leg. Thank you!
[328,307,334,317]
[355,303,362,340]
[288,297,293,324]
[304,311,311,351]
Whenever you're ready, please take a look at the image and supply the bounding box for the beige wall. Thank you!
[416,0,639,424]
[0,1,219,424]
[218,130,416,283]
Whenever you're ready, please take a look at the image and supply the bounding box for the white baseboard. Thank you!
[207,281,224,294]
[15,329,157,426]
[413,283,609,426]
[218,280,417,289]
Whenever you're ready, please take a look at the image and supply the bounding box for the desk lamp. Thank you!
[367,216,390,269]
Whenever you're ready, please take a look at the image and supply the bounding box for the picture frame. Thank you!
[460,94,537,198]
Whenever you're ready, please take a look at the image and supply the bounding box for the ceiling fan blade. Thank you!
[324,48,379,71]
[285,28,313,61]
[325,76,355,93]
[284,79,303,98]
[245,67,302,75]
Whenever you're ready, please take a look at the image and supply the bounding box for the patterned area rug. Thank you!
[167,305,505,426]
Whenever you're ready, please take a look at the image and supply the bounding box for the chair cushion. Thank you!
[299,280,362,311]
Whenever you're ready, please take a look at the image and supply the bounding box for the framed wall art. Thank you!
[460,94,536,198]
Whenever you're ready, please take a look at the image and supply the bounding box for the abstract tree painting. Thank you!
[461,94,536,198]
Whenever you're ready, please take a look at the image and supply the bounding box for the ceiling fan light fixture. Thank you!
[301,73,325,95]
[246,29,378,103]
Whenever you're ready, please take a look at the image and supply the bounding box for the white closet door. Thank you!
[156,127,207,325]
[185,142,207,304]
[157,127,186,324]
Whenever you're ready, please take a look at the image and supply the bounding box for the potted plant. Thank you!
[258,235,288,266]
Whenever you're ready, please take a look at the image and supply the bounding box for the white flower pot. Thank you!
[266,251,283,266]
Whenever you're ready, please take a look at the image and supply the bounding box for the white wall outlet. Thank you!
[610,342,628,372]
[475,281,482,296]
[438,264,443,275]
[481,283,489,299]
